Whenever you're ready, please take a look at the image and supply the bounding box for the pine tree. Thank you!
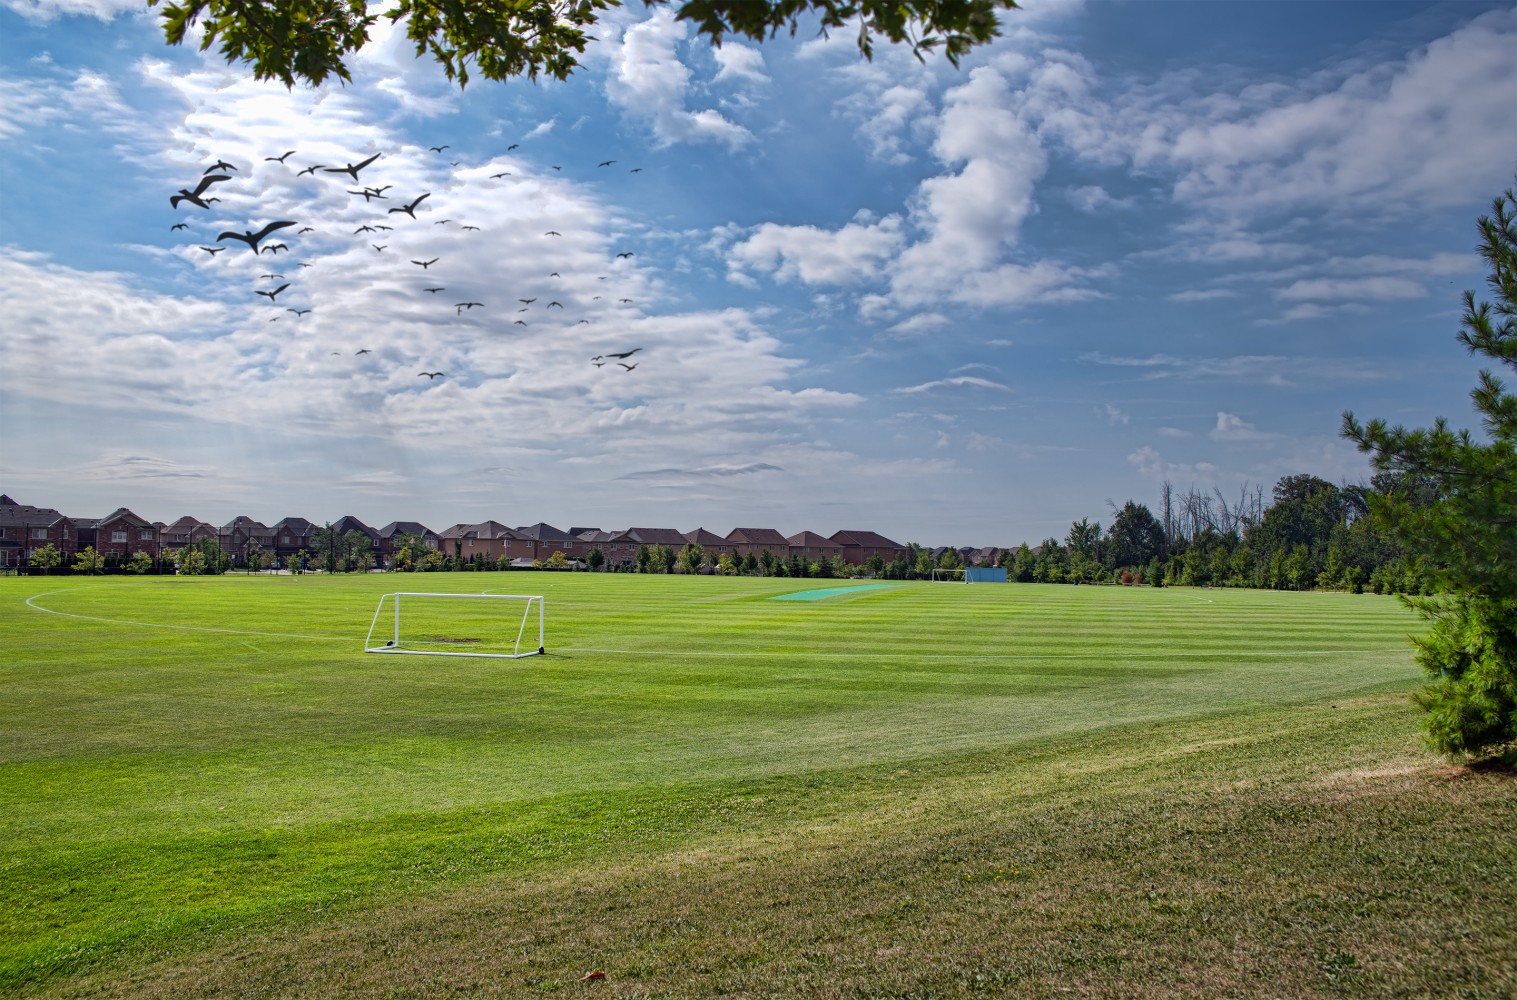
[1343,176,1517,761]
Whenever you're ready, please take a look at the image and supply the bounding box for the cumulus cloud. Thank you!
[1,0,138,21]
[894,376,1013,394]
[727,213,905,286]
[604,9,754,149]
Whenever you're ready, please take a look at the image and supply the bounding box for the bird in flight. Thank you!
[255,283,290,302]
[543,230,561,237]
[389,192,431,219]
[217,220,297,252]
[618,298,634,303]
[507,143,519,151]
[324,152,382,181]
[297,227,315,233]
[418,371,444,379]
[373,244,387,252]
[514,320,527,326]
[429,145,449,153]
[297,164,325,176]
[171,174,230,209]
[424,287,445,293]
[205,159,236,173]
[616,252,635,259]
[618,363,638,371]
[456,301,483,314]
[592,361,605,367]
[629,168,643,173]
[355,348,372,354]
[551,165,561,171]
[170,222,188,231]
[260,273,285,279]
[411,258,439,269]
[198,246,224,255]
[518,298,536,305]
[287,307,311,316]
[433,219,452,225]
[262,243,289,254]
[548,301,563,308]
[549,272,560,278]
[606,348,642,359]
[354,225,376,234]
[349,188,387,201]
[264,150,296,163]
[461,225,480,231]
[490,172,511,179]
[599,160,615,167]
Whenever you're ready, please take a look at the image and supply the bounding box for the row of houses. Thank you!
[0,495,921,571]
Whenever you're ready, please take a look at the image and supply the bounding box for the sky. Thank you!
[1,0,1514,547]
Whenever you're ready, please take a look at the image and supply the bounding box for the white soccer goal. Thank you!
[364,592,545,658]
[930,567,968,583]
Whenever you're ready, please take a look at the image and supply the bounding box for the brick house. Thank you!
[269,517,317,564]
[219,516,276,566]
[724,527,790,562]
[786,531,843,563]
[514,522,586,563]
[77,508,159,562]
[376,521,440,565]
[160,516,218,559]
[829,529,907,567]
[0,497,76,568]
[682,527,731,557]
[438,521,518,562]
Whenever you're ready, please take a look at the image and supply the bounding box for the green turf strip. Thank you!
[767,583,900,601]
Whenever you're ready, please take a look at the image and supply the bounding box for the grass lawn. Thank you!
[1,573,1512,997]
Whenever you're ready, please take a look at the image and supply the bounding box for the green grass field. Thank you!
[2,574,1513,998]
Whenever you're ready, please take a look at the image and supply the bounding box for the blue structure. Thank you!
[965,567,1008,583]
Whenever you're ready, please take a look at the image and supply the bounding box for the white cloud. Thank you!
[894,376,1013,394]
[1169,288,1236,302]
[727,214,905,286]
[1210,412,1277,443]
[1278,276,1427,302]
[712,44,768,85]
[603,9,754,150]
[1,0,138,21]
[884,312,950,338]
[1102,403,1129,425]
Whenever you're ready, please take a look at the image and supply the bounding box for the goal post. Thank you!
[930,567,968,583]
[364,592,544,658]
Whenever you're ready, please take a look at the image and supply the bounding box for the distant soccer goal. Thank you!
[364,593,544,658]
[930,567,1007,583]
[930,567,968,583]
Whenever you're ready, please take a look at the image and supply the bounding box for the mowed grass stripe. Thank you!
[0,575,1423,993]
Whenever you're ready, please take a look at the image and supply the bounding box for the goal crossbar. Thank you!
[364,592,545,658]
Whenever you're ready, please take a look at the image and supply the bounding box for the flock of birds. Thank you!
[166,145,648,385]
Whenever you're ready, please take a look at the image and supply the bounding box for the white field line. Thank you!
[22,590,350,641]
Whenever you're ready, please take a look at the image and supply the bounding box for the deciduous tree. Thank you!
[150,0,1021,90]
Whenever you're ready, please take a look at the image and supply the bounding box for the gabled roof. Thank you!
[514,522,578,543]
[830,529,905,550]
[787,531,840,548]
[270,516,316,535]
[85,507,155,530]
[568,526,602,536]
[222,515,271,532]
[377,521,437,539]
[623,527,689,547]
[438,520,517,540]
[577,529,617,543]
[329,515,377,538]
[0,494,17,506]
[0,503,71,529]
[683,527,727,546]
[726,527,789,546]
[166,515,215,532]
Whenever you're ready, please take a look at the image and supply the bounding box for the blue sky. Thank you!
[2,0,1514,546]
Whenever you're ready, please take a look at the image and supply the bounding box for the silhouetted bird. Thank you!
[198,246,224,255]
[355,348,372,354]
[411,258,439,269]
[373,245,387,252]
[544,230,561,236]
[389,193,431,219]
[507,144,519,151]
[461,225,480,231]
[519,298,536,305]
[618,363,638,371]
[170,223,188,231]
[606,348,641,359]
[424,287,445,293]
[171,174,230,209]
[287,308,311,316]
[418,371,444,379]
[205,159,236,173]
[260,273,284,279]
[324,152,382,181]
[255,283,290,302]
[616,252,634,258]
[349,188,387,201]
[262,243,289,254]
[297,164,325,176]
[429,145,449,153]
[217,220,296,252]
[548,301,563,308]
[490,172,511,179]
[265,150,296,163]
[355,225,376,234]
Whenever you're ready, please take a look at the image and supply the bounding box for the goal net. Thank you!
[364,592,544,658]
[930,567,967,583]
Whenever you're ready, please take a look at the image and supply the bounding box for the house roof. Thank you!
[514,522,578,543]
[568,526,602,536]
[270,517,315,535]
[377,521,437,539]
[0,503,70,529]
[221,515,271,532]
[329,515,377,538]
[830,529,905,550]
[787,531,839,548]
[726,527,789,546]
[166,515,214,531]
[683,527,727,546]
[439,520,518,540]
[623,527,689,547]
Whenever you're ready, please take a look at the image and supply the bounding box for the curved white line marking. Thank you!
[23,589,349,641]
